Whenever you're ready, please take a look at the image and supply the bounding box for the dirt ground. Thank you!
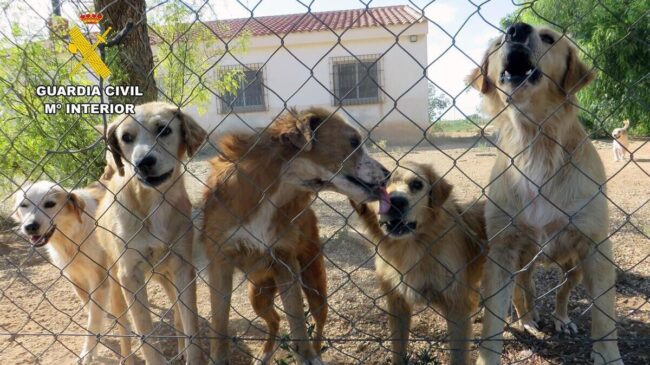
[0,135,648,364]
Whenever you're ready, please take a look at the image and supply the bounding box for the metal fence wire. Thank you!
[0,0,648,364]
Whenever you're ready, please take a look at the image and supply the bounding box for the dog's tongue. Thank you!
[378,187,391,214]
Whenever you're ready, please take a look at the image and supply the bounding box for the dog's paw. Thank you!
[78,353,94,365]
[120,356,135,365]
[252,351,273,365]
[553,316,578,336]
[517,317,543,338]
[591,350,624,365]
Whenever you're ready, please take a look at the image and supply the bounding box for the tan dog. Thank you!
[612,119,630,161]
[12,181,133,364]
[96,102,207,364]
[467,23,623,364]
[201,107,389,365]
[351,163,486,365]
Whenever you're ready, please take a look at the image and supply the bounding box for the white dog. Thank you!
[12,181,133,364]
[612,119,630,161]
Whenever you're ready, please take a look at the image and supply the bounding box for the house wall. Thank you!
[187,22,429,145]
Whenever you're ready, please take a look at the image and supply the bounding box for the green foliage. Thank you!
[430,116,487,134]
[0,16,104,190]
[505,0,650,136]
[151,1,248,112]
[428,83,451,122]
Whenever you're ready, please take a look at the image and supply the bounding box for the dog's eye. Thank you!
[157,126,172,137]
[121,133,134,143]
[350,137,360,149]
[43,201,56,208]
[19,203,28,208]
[408,179,423,192]
[541,34,555,44]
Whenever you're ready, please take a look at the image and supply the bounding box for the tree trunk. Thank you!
[94,0,157,103]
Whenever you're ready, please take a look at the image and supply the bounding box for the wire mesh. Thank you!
[0,0,648,364]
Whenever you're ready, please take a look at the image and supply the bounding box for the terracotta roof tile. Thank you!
[206,5,422,39]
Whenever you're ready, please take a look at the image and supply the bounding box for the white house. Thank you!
[190,5,429,145]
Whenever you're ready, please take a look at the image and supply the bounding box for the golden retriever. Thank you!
[201,107,389,364]
[12,181,133,364]
[96,101,207,364]
[350,163,486,365]
[612,119,630,161]
[467,23,623,364]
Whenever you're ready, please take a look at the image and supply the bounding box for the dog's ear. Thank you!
[176,110,207,157]
[105,118,125,176]
[100,163,115,181]
[466,50,492,94]
[429,178,453,207]
[67,192,85,224]
[280,111,323,151]
[562,46,595,94]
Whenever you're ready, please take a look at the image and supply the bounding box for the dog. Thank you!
[201,107,389,364]
[350,163,486,365]
[12,181,133,364]
[467,23,623,364]
[612,119,630,161]
[96,101,207,364]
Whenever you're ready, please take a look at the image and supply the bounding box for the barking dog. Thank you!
[96,102,207,364]
[13,181,133,364]
[351,163,486,365]
[201,107,389,365]
[612,119,630,161]
[468,23,623,364]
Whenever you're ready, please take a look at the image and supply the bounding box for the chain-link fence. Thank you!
[0,0,648,364]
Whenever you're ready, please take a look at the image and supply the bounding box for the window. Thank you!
[219,64,266,113]
[332,55,381,105]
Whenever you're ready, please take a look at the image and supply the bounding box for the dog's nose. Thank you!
[136,156,157,174]
[506,23,533,44]
[24,221,40,234]
[388,196,409,216]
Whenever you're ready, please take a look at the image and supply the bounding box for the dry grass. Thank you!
[0,135,648,364]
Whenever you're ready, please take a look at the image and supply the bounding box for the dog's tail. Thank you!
[622,119,630,130]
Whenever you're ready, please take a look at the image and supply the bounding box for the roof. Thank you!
[206,5,423,39]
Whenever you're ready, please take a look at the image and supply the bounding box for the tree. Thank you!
[428,82,451,122]
[0,18,104,188]
[150,1,247,111]
[504,0,650,136]
[94,0,158,103]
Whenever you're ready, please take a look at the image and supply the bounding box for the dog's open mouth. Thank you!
[30,225,56,247]
[380,219,417,237]
[138,169,173,187]
[500,48,541,86]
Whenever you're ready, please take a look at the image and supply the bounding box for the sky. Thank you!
[0,0,519,119]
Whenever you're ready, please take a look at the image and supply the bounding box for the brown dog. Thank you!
[201,107,389,365]
[351,163,486,365]
[467,23,623,364]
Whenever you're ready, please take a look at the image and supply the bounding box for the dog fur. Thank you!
[351,163,486,365]
[467,23,623,364]
[612,119,630,161]
[96,102,207,364]
[201,107,388,365]
[12,181,133,364]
